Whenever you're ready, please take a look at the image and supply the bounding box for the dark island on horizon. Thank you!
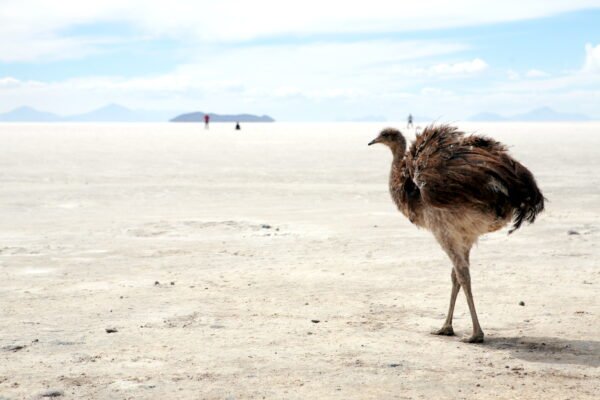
[170,111,275,123]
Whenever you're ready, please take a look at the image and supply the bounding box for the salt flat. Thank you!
[1,122,599,399]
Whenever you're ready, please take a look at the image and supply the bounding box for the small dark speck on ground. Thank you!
[3,344,26,352]
[170,281,175,285]
[567,230,580,235]
[311,319,320,323]
[388,363,401,368]
[154,281,160,286]
[519,301,525,306]
[38,389,64,398]
[261,224,271,229]
[105,328,118,333]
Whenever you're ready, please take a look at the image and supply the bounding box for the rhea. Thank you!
[369,125,544,343]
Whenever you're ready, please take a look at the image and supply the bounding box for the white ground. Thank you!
[1,122,599,399]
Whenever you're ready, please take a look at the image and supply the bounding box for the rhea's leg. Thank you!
[455,266,484,343]
[431,269,460,336]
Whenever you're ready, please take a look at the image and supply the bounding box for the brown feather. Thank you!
[399,124,544,233]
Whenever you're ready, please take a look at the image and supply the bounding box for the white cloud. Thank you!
[382,58,489,79]
[129,40,465,93]
[2,39,600,120]
[0,0,599,61]
[526,69,550,78]
[496,44,600,93]
[507,70,520,80]
[420,87,454,96]
[0,76,46,88]
[0,39,470,115]
[428,58,488,75]
[0,35,120,63]
[583,43,600,73]
[0,77,21,88]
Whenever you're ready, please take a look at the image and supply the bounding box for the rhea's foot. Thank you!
[461,332,484,343]
[431,325,455,336]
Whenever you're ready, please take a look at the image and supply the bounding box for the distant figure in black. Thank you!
[235,122,241,130]
[407,114,414,129]
[204,114,210,129]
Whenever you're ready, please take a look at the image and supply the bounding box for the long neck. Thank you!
[389,138,407,162]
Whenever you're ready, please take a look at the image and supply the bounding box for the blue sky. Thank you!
[1,0,599,120]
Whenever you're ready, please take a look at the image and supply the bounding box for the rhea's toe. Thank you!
[431,325,455,336]
[461,333,484,343]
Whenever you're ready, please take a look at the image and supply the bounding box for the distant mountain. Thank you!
[0,106,61,122]
[171,112,275,123]
[469,107,590,122]
[512,107,589,121]
[0,104,184,122]
[470,112,508,122]
[67,103,138,122]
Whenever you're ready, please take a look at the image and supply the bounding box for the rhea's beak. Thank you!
[368,137,380,146]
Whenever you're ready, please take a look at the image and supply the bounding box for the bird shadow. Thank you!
[483,336,600,367]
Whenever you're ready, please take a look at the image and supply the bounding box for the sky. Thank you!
[1,0,600,121]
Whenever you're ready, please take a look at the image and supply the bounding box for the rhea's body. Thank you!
[369,125,544,342]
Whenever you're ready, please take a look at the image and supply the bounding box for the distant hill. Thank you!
[171,112,275,123]
[67,104,138,122]
[0,106,61,122]
[469,112,508,122]
[0,104,183,122]
[512,107,589,121]
[469,107,590,122]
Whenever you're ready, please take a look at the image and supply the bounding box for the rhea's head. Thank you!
[368,128,406,155]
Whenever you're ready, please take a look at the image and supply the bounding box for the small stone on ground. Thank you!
[38,389,64,398]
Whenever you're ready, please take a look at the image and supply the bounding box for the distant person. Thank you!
[235,122,241,130]
[204,114,210,129]
[407,114,414,129]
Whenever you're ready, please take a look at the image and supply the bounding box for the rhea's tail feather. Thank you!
[508,162,545,234]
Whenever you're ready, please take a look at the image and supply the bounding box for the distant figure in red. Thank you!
[204,114,210,129]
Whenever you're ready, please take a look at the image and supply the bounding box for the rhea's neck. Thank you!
[389,140,407,162]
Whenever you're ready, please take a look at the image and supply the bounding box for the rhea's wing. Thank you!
[406,125,544,231]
